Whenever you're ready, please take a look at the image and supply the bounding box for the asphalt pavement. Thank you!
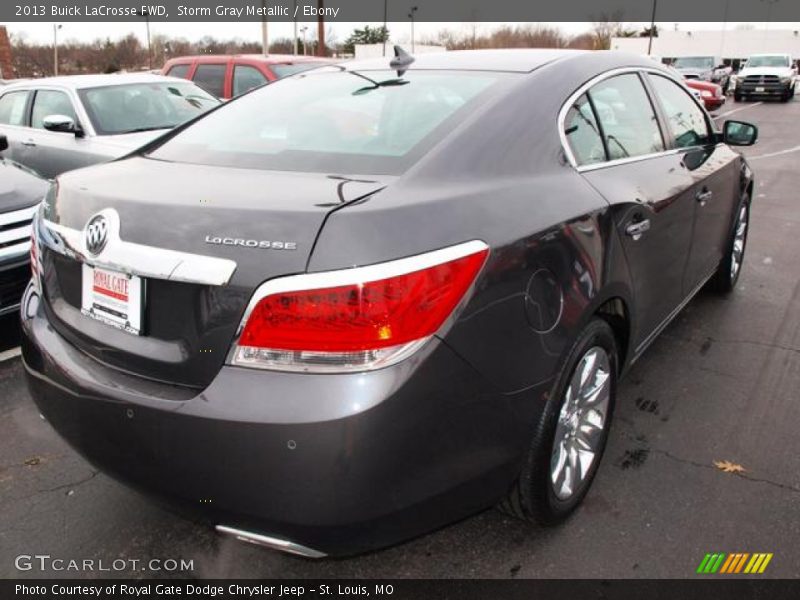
[1,97,799,579]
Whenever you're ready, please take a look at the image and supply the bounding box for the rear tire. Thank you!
[710,197,750,294]
[500,319,617,525]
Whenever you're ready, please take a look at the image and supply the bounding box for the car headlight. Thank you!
[780,76,792,84]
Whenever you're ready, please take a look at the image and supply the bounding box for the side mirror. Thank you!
[42,114,82,136]
[0,134,7,152]
[723,120,758,146]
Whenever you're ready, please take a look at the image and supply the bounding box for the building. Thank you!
[611,29,800,66]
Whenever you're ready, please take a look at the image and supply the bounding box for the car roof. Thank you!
[167,54,331,64]
[2,72,187,90]
[338,49,591,73]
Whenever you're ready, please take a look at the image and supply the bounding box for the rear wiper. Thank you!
[352,75,410,95]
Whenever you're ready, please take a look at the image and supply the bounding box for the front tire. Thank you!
[710,198,750,293]
[501,319,617,525]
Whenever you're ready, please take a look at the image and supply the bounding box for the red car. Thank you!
[162,54,331,100]
[683,79,725,111]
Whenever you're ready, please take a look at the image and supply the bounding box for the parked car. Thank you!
[0,134,48,318]
[672,56,731,90]
[22,50,757,557]
[0,73,219,179]
[162,54,333,99]
[731,53,797,102]
[683,79,725,111]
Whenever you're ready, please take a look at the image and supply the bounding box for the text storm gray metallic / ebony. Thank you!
[21,49,756,557]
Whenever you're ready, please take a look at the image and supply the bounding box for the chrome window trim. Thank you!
[40,208,237,286]
[558,66,707,172]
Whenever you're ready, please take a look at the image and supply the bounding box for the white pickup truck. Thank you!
[732,53,797,102]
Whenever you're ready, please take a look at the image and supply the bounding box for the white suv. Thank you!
[732,54,797,102]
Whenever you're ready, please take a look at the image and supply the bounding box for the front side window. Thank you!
[78,82,219,135]
[192,64,227,98]
[588,74,664,160]
[233,65,268,97]
[149,69,508,175]
[31,90,78,130]
[649,75,711,148]
[0,90,29,126]
[563,93,605,166]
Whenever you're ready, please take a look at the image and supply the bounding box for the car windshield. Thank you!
[148,69,508,175]
[271,63,326,78]
[78,81,219,135]
[673,57,715,69]
[745,56,791,68]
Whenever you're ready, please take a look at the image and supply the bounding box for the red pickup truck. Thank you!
[162,54,331,99]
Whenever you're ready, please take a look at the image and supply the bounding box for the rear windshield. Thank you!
[148,69,509,175]
[271,63,326,78]
[745,56,791,68]
[78,82,219,135]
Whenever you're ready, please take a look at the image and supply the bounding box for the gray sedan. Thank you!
[0,73,218,179]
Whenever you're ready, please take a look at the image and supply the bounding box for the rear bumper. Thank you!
[20,283,547,556]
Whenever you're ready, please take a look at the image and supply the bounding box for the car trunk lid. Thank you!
[39,157,389,389]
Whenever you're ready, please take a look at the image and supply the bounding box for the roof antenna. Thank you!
[389,45,415,77]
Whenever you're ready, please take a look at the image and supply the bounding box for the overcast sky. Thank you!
[7,21,800,46]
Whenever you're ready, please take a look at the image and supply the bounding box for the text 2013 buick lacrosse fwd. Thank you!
[21,50,757,557]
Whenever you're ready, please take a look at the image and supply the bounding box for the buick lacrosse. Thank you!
[22,49,756,557]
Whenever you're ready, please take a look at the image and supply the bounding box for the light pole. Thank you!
[382,0,388,57]
[301,26,308,56]
[647,0,657,56]
[53,24,62,76]
[141,8,153,70]
[408,6,418,53]
[261,0,269,56]
[293,0,298,55]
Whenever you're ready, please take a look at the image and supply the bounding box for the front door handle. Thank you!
[22,139,36,147]
[625,219,651,241]
[696,189,713,205]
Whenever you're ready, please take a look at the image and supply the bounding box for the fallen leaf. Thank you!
[714,460,747,474]
[24,457,41,467]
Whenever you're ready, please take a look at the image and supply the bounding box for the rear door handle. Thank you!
[22,139,36,147]
[625,219,651,241]
[696,189,713,205]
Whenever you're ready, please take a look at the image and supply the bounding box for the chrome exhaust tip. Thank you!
[215,525,327,559]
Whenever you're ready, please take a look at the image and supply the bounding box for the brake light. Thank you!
[231,241,489,372]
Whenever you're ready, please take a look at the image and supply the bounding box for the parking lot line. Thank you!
[0,346,21,362]
[714,102,764,119]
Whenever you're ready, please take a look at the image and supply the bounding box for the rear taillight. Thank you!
[231,240,489,372]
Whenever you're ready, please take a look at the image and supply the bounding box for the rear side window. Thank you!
[31,90,78,130]
[233,65,268,96]
[0,90,29,126]
[166,64,191,79]
[563,93,605,166]
[192,64,226,98]
[588,73,664,160]
[649,75,711,148]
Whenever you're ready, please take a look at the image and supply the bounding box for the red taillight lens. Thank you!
[232,241,488,372]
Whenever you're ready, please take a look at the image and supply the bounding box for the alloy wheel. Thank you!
[730,203,748,281]
[550,346,611,501]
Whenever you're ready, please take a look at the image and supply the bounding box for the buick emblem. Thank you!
[85,214,109,256]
